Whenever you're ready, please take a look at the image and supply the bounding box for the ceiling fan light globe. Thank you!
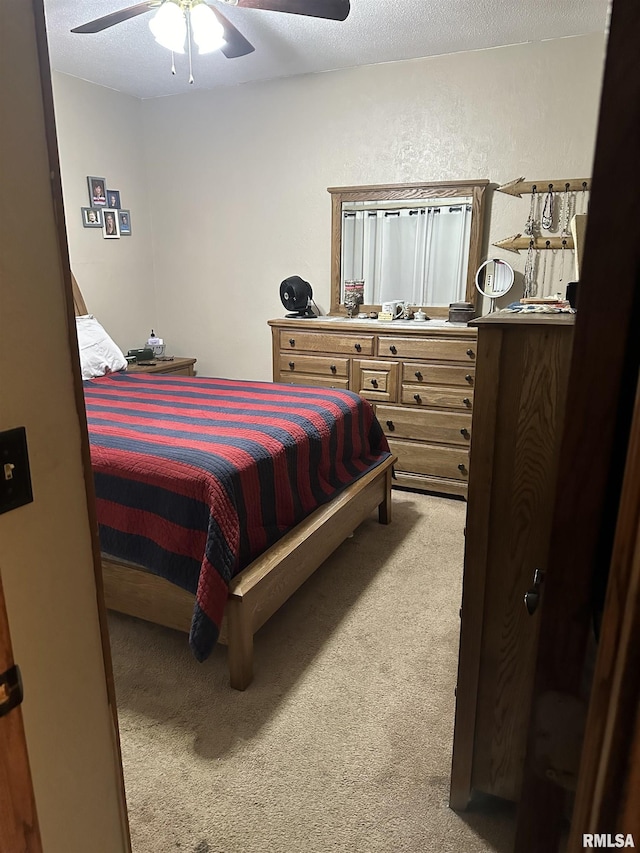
[149,1,186,54]
[190,3,226,54]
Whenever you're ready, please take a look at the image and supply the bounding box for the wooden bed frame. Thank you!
[72,275,394,689]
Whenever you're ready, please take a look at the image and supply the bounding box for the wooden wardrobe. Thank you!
[449,313,575,808]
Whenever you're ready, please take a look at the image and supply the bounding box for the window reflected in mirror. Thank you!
[341,197,473,306]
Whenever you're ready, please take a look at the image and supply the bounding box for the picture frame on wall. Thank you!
[107,189,121,209]
[87,176,107,206]
[118,209,132,235]
[81,207,103,228]
[102,209,120,239]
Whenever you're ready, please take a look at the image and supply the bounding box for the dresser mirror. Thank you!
[328,180,489,317]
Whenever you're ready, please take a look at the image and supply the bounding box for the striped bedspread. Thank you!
[84,373,390,660]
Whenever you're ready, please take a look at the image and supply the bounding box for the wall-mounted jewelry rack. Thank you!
[493,175,591,298]
[493,234,575,253]
[496,177,591,196]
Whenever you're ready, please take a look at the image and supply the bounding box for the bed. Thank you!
[73,279,394,689]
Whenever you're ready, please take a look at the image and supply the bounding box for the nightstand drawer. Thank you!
[279,353,349,378]
[126,357,196,376]
[378,336,476,362]
[402,385,474,410]
[377,405,472,445]
[280,330,374,356]
[387,439,470,480]
[403,363,475,387]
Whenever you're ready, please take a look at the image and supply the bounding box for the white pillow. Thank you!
[76,314,127,379]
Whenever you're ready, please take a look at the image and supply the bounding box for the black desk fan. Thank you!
[280,276,317,318]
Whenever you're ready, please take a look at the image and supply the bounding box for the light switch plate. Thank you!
[0,427,33,515]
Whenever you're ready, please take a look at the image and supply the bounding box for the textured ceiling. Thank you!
[44,0,609,100]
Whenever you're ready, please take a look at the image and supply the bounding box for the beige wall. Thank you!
[0,3,128,851]
[52,71,156,354]
[141,33,606,380]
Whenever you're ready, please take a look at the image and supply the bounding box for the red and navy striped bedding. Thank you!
[84,373,390,660]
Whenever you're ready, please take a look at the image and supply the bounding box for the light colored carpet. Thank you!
[109,489,516,853]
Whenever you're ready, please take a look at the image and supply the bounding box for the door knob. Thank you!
[524,569,545,615]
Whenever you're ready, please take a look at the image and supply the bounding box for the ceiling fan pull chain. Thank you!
[187,7,194,84]
[171,50,176,76]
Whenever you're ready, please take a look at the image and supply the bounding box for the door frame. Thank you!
[515,0,640,848]
[0,570,42,853]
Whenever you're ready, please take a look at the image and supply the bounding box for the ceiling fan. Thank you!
[71,0,351,72]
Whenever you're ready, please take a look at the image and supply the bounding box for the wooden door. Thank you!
[0,571,42,853]
[515,0,640,848]
[567,378,640,848]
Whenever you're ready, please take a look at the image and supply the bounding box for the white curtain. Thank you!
[342,204,472,306]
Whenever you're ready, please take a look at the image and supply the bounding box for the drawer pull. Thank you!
[465,374,474,384]
[413,393,422,404]
[371,379,378,388]
[463,397,472,408]
[466,348,475,359]
[458,463,468,474]
[354,343,362,352]
[289,338,296,347]
[389,345,397,354]
[414,370,423,381]
[288,361,295,370]
[330,364,337,373]
[386,420,395,432]
[460,428,470,439]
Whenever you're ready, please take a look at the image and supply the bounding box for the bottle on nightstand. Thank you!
[147,329,165,357]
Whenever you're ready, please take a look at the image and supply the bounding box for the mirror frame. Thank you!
[328,179,489,317]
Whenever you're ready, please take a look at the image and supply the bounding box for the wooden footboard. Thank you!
[102,455,394,689]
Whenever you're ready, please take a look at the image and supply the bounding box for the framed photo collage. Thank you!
[82,176,132,238]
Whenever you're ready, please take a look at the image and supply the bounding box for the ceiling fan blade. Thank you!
[208,5,256,58]
[234,0,350,21]
[70,1,160,33]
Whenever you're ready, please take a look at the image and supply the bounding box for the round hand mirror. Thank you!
[475,259,514,312]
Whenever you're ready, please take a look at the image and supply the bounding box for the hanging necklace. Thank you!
[559,183,571,283]
[541,185,554,230]
[580,181,589,214]
[541,240,551,295]
[524,239,536,298]
[524,185,537,236]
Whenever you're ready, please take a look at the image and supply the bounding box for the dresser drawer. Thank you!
[277,374,349,390]
[387,439,470,480]
[279,353,349,378]
[280,330,374,356]
[377,405,471,446]
[403,363,475,387]
[402,385,474,411]
[352,360,399,403]
[378,336,476,362]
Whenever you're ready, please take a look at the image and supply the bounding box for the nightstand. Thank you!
[126,357,197,377]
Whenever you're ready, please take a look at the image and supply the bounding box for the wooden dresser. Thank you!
[449,313,575,809]
[269,317,478,497]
